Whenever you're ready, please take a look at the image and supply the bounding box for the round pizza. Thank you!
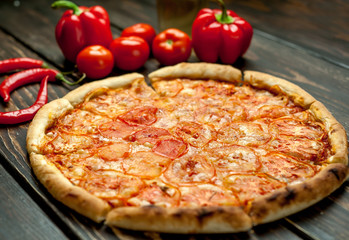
[26,62,348,234]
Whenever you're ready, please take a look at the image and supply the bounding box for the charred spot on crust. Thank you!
[329,168,340,181]
[252,206,267,219]
[142,205,164,215]
[279,187,296,206]
[196,208,216,225]
[198,208,215,218]
[172,209,187,218]
[266,192,281,202]
[302,183,312,192]
[330,128,337,134]
[66,193,78,198]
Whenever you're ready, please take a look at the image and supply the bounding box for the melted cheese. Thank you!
[42,78,330,208]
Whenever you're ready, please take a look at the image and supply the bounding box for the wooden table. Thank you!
[0,0,348,239]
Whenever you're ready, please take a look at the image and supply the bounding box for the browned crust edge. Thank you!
[249,163,349,225]
[105,205,252,234]
[64,73,144,106]
[243,70,348,225]
[243,71,316,108]
[149,62,242,83]
[27,98,73,154]
[30,153,111,222]
[244,70,348,165]
[27,74,144,223]
[310,101,348,164]
[26,65,349,232]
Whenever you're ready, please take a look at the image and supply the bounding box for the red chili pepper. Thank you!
[0,75,48,125]
[52,0,113,63]
[0,57,48,74]
[0,68,79,102]
[192,0,253,64]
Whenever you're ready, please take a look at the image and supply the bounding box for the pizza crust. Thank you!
[64,73,144,106]
[26,98,73,154]
[309,101,348,164]
[106,205,252,234]
[244,70,348,165]
[30,153,111,222]
[149,62,242,84]
[26,63,348,233]
[27,73,144,223]
[244,71,316,108]
[249,163,349,225]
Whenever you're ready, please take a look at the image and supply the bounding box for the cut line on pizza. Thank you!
[26,62,348,233]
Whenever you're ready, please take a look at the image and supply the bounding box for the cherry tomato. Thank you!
[121,23,156,48]
[109,36,150,71]
[152,28,192,66]
[76,45,114,79]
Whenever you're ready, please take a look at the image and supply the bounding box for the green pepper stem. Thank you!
[56,72,85,86]
[215,0,234,24]
[51,0,83,16]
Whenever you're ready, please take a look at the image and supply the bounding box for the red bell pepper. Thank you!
[52,0,113,63]
[192,0,253,64]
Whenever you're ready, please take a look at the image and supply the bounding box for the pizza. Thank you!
[26,62,348,234]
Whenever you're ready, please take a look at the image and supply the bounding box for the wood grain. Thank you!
[224,0,349,67]
[0,163,68,240]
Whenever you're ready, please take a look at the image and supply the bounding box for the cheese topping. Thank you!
[41,79,331,208]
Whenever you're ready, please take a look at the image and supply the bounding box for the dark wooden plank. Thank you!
[224,0,349,68]
[0,162,68,240]
[285,181,349,240]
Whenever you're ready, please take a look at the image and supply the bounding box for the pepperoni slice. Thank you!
[164,155,215,185]
[129,79,158,100]
[173,121,215,148]
[197,80,236,97]
[44,132,96,154]
[127,127,171,145]
[224,173,286,203]
[98,143,131,161]
[180,184,239,207]
[270,118,326,140]
[128,182,180,207]
[57,109,109,134]
[99,120,135,139]
[221,102,248,122]
[152,80,184,97]
[152,138,188,159]
[123,151,170,178]
[118,106,158,126]
[82,173,145,200]
[260,152,317,182]
[195,105,230,127]
[239,88,288,107]
[217,122,271,147]
[82,88,140,117]
[249,105,302,120]
[210,145,261,175]
[268,136,327,162]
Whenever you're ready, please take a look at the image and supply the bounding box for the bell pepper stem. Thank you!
[215,0,234,24]
[51,0,83,16]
